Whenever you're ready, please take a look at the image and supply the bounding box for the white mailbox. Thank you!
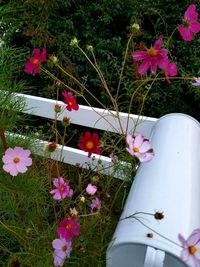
[107,113,200,267]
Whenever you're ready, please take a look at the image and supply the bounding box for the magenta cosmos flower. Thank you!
[52,237,72,267]
[162,62,178,83]
[178,228,200,266]
[25,48,46,75]
[132,36,169,75]
[192,77,200,86]
[50,178,73,201]
[62,91,79,111]
[2,147,32,176]
[85,184,97,195]
[57,218,80,241]
[178,4,200,42]
[90,197,101,212]
[126,133,154,163]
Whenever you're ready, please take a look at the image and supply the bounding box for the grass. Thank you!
[0,136,133,267]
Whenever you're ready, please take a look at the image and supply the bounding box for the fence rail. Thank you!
[16,93,157,179]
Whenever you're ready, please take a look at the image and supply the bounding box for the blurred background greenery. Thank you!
[0,0,200,120]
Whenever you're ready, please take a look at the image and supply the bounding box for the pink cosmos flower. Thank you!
[52,237,72,267]
[192,77,200,86]
[178,228,200,266]
[2,147,32,176]
[126,133,154,163]
[163,62,178,83]
[57,218,80,241]
[50,178,73,201]
[85,184,97,195]
[25,48,46,75]
[90,197,101,212]
[178,4,200,42]
[62,91,79,111]
[132,36,169,75]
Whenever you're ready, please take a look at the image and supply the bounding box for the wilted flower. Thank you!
[178,228,200,266]
[90,197,101,212]
[86,184,97,195]
[57,218,80,241]
[132,36,169,75]
[25,48,46,75]
[126,133,154,162]
[79,131,101,158]
[48,141,57,152]
[178,4,200,42]
[154,212,164,220]
[50,178,73,201]
[52,237,72,266]
[2,147,32,176]
[62,91,79,111]
[62,117,71,127]
[70,207,78,217]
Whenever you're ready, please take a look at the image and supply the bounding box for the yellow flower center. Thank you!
[59,186,65,192]
[133,147,139,153]
[62,245,67,252]
[188,246,197,255]
[66,224,71,230]
[33,58,39,65]
[13,157,20,163]
[148,48,158,57]
[86,141,94,150]
[68,101,72,106]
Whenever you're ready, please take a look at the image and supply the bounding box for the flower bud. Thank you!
[131,23,140,32]
[62,117,70,127]
[86,45,94,52]
[54,104,61,113]
[50,55,58,64]
[154,211,164,220]
[70,38,79,47]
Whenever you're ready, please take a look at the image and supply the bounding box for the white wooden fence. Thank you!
[16,93,157,179]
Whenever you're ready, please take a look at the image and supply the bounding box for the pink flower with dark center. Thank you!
[52,237,72,267]
[62,91,79,111]
[90,197,101,212]
[85,184,97,195]
[50,178,73,201]
[132,36,169,75]
[178,4,200,42]
[126,133,154,163]
[25,48,46,75]
[162,62,178,83]
[178,228,200,266]
[192,77,200,86]
[2,147,32,176]
[57,218,80,241]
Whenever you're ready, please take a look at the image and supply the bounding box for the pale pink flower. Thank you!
[52,237,72,266]
[50,178,73,201]
[85,184,97,195]
[70,207,78,217]
[178,228,200,266]
[57,218,80,241]
[178,4,200,42]
[2,147,32,176]
[132,36,169,75]
[126,133,154,163]
[90,197,101,212]
[163,62,178,83]
[192,77,200,86]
